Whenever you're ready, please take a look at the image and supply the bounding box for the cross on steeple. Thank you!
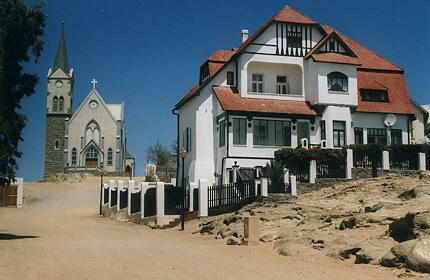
[91,79,98,90]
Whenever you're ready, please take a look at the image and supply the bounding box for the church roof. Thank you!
[126,150,135,159]
[53,23,69,74]
[106,104,123,121]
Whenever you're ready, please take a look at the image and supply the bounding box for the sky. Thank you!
[18,0,430,181]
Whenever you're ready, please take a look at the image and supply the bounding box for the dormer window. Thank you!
[252,73,264,93]
[227,71,234,86]
[361,89,389,102]
[276,75,289,94]
[328,72,348,92]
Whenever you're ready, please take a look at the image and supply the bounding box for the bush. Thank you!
[388,144,429,170]
[265,160,285,193]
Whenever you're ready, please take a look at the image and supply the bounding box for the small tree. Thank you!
[145,140,172,181]
[0,0,46,186]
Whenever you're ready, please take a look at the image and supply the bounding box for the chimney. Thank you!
[241,29,249,43]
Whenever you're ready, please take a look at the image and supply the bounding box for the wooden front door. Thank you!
[85,158,98,168]
[85,146,99,168]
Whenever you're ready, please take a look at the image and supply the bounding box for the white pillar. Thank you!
[102,183,108,206]
[346,149,353,179]
[290,175,297,197]
[188,182,197,212]
[309,160,316,184]
[283,168,289,192]
[117,180,124,211]
[15,178,23,208]
[140,182,149,219]
[254,179,260,196]
[232,163,239,183]
[382,151,390,170]
[198,179,208,217]
[156,182,165,218]
[419,152,426,171]
[260,177,268,197]
[127,180,135,216]
[109,180,115,207]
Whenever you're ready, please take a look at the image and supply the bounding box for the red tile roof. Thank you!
[322,26,402,71]
[208,49,236,62]
[357,71,412,115]
[213,86,317,116]
[273,6,317,24]
[311,53,361,65]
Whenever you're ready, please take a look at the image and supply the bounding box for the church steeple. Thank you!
[53,22,69,74]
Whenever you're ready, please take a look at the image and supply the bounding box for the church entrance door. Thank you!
[85,146,99,168]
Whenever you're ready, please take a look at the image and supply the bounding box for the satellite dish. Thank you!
[384,114,397,127]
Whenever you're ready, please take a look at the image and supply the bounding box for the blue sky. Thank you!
[19,0,430,181]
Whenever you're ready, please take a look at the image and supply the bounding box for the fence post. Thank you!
[140,182,149,219]
[290,175,297,197]
[127,180,135,216]
[382,151,390,170]
[346,149,353,179]
[419,152,426,171]
[198,179,208,217]
[117,180,124,211]
[309,160,316,184]
[101,183,107,207]
[232,162,239,183]
[189,182,197,212]
[283,168,289,192]
[254,179,259,196]
[260,177,268,197]
[109,180,115,207]
[156,182,165,218]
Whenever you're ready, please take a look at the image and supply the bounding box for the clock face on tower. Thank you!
[89,100,98,109]
[55,80,63,88]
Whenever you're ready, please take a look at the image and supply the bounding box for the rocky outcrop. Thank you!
[380,239,430,273]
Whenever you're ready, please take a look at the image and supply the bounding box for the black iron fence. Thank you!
[164,184,185,215]
[110,189,117,207]
[119,190,128,209]
[193,188,199,211]
[208,180,256,216]
[103,188,109,204]
[144,188,156,217]
[317,161,346,178]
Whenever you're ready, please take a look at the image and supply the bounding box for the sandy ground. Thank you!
[0,177,415,280]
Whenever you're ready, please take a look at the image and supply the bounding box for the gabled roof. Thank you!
[273,6,317,24]
[213,86,317,116]
[322,25,403,71]
[53,23,69,74]
[311,53,361,65]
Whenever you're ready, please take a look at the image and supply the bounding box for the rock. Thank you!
[223,215,240,226]
[221,230,239,239]
[226,236,242,245]
[388,213,416,242]
[278,245,299,257]
[260,233,275,243]
[339,216,357,230]
[364,203,384,213]
[414,212,430,230]
[381,239,430,273]
[400,185,430,200]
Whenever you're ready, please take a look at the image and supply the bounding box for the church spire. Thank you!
[53,22,69,73]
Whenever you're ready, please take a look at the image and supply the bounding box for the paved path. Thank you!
[0,178,402,279]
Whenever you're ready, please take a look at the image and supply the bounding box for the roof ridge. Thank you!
[276,5,317,23]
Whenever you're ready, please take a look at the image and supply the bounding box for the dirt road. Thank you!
[0,177,407,279]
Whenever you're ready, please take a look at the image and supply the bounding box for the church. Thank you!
[44,25,135,178]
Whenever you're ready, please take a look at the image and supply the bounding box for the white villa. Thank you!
[174,6,416,185]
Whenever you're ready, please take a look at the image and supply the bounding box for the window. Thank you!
[219,120,226,147]
[183,127,192,152]
[59,96,64,111]
[361,89,389,102]
[227,71,234,86]
[53,96,58,112]
[320,120,326,141]
[391,129,402,145]
[199,63,209,84]
[107,148,113,165]
[333,121,346,147]
[252,73,263,93]
[367,128,387,144]
[329,39,335,52]
[86,146,98,159]
[71,148,77,165]
[287,30,302,48]
[328,72,348,92]
[85,121,100,145]
[276,75,289,95]
[354,127,364,144]
[54,140,60,150]
[253,119,291,146]
[233,118,247,145]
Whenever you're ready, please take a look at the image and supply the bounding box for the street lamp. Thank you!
[99,162,104,215]
[178,148,189,231]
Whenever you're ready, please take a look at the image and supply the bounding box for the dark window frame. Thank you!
[360,89,389,103]
[227,71,235,86]
[107,148,113,165]
[367,128,387,145]
[233,118,247,145]
[354,127,364,144]
[327,72,348,92]
[333,121,346,147]
[219,120,226,147]
[253,119,291,147]
[390,129,402,145]
[320,120,326,141]
[71,148,77,166]
[287,31,302,49]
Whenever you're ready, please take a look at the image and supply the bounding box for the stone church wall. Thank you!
[44,115,67,178]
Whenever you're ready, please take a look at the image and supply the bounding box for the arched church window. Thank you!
[71,148,77,165]
[85,121,100,145]
[54,140,60,150]
[107,148,113,165]
[86,147,98,159]
[59,97,64,111]
[327,72,348,92]
[53,96,58,112]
